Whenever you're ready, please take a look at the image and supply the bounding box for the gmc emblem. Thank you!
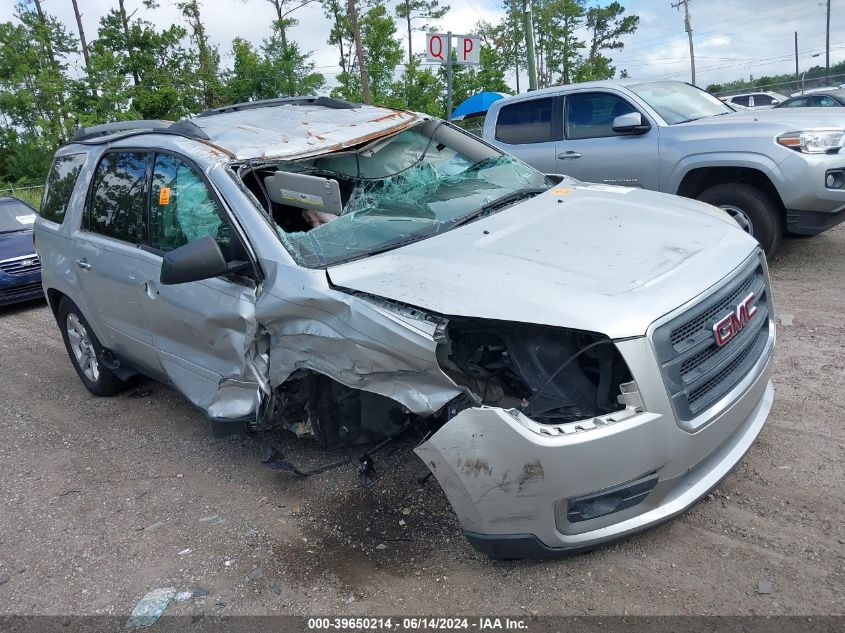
[713,292,758,347]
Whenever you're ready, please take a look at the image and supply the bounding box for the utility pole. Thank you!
[522,0,537,90]
[446,32,453,119]
[825,0,830,82]
[347,0,370,104]
[671,0,695,85]
[794,31,799,79]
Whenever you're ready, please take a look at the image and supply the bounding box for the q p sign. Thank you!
[426,33,481,65]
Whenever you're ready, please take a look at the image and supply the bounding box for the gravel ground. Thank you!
[0,227,843,618]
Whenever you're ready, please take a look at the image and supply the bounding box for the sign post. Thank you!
[426,32,482,119]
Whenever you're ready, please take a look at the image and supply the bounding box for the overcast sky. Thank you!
[3,0,842,93]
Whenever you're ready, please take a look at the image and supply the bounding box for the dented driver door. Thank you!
[138,152,261,419]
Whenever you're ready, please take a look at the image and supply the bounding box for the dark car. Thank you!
[0,197,43,306]
[774,90,845,109]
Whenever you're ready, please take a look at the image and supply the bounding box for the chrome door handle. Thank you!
[557,151,582,160]
[75,259,91,270]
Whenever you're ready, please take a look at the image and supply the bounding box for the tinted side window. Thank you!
[495,98,554,144]
[149,154,233,259]
[816,96,837,107]
[41,153,86,223]
[756,95,775,105]
[786,97,808,107]
[565,92,638,140]
[732,96,750,107]
[88,152,150,243]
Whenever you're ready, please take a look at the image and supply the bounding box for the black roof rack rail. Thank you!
[72,120,172,142]
[198,96,358,117]
[71,119,211,144]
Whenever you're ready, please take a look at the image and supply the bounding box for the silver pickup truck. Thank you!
[483,79,845,255]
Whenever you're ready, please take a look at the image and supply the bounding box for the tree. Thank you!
[394,0,448,64]
[321,0,352,97]
[80,2,194,122]
[347,0,369,103]
[396,57,444,116]
[0,2,77,183]
[338,5,402,105]
[176,0,222,108]
[547,0,586,85]
[574,1,638,81]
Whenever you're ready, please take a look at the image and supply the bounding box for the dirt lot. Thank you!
[0,228,843,619]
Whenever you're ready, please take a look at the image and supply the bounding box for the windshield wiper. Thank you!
[450,187,548,229]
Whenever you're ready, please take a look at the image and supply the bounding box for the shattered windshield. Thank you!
[268,123,550,268]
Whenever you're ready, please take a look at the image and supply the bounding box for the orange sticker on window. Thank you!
[159,187,171,205]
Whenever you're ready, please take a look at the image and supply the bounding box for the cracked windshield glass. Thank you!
[274,122,550,268]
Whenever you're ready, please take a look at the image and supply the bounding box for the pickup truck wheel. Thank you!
[58,298,122,397]
[696,183,782,256]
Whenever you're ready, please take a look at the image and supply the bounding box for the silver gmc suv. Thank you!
[483,79,845,256]
[35,98,775,558]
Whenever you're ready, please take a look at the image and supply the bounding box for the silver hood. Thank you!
[327,186,759,339]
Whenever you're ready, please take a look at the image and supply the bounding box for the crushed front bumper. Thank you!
[415,330,775,558]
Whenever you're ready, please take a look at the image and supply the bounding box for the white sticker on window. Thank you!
[16,214,36,224]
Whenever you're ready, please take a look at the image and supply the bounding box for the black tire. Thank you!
[696,182,783,256]
[57,298,122,397]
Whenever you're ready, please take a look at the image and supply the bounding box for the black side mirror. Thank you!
[612,112,651,135]
[160,235,228,285]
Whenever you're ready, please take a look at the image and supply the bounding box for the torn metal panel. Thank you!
[253,273,462,415]
[140,270,262,419]
[185,104,419,161]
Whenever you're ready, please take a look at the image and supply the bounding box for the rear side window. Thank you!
[731,96,750,107]
[755,94,776,105]
[41,153,85,224]
[495,98,554,144]
[87,151,151,244]
[149,154,233,258]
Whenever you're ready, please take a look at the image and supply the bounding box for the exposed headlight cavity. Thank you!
[436,318,634,424]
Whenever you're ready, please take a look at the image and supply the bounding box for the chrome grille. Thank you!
[0,254,41,276]
[652,254,771,422]
[0,281,42,301]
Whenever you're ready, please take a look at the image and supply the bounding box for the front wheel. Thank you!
[58,298,123,397]
[696,182,783,256]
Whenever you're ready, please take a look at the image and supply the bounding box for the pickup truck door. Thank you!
[488,96,560,174]
[555,91,660,190]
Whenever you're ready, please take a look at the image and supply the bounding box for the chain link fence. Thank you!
[712,73,845,98]
[0,183,45,211]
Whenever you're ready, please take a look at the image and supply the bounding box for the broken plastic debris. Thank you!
[375,543,387,550]
[778,313,794,326]
[247,568,264,581]
[175,591,193,602]
[757,580,774,594]
[126,587,175,629]
[199,514,221,524]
